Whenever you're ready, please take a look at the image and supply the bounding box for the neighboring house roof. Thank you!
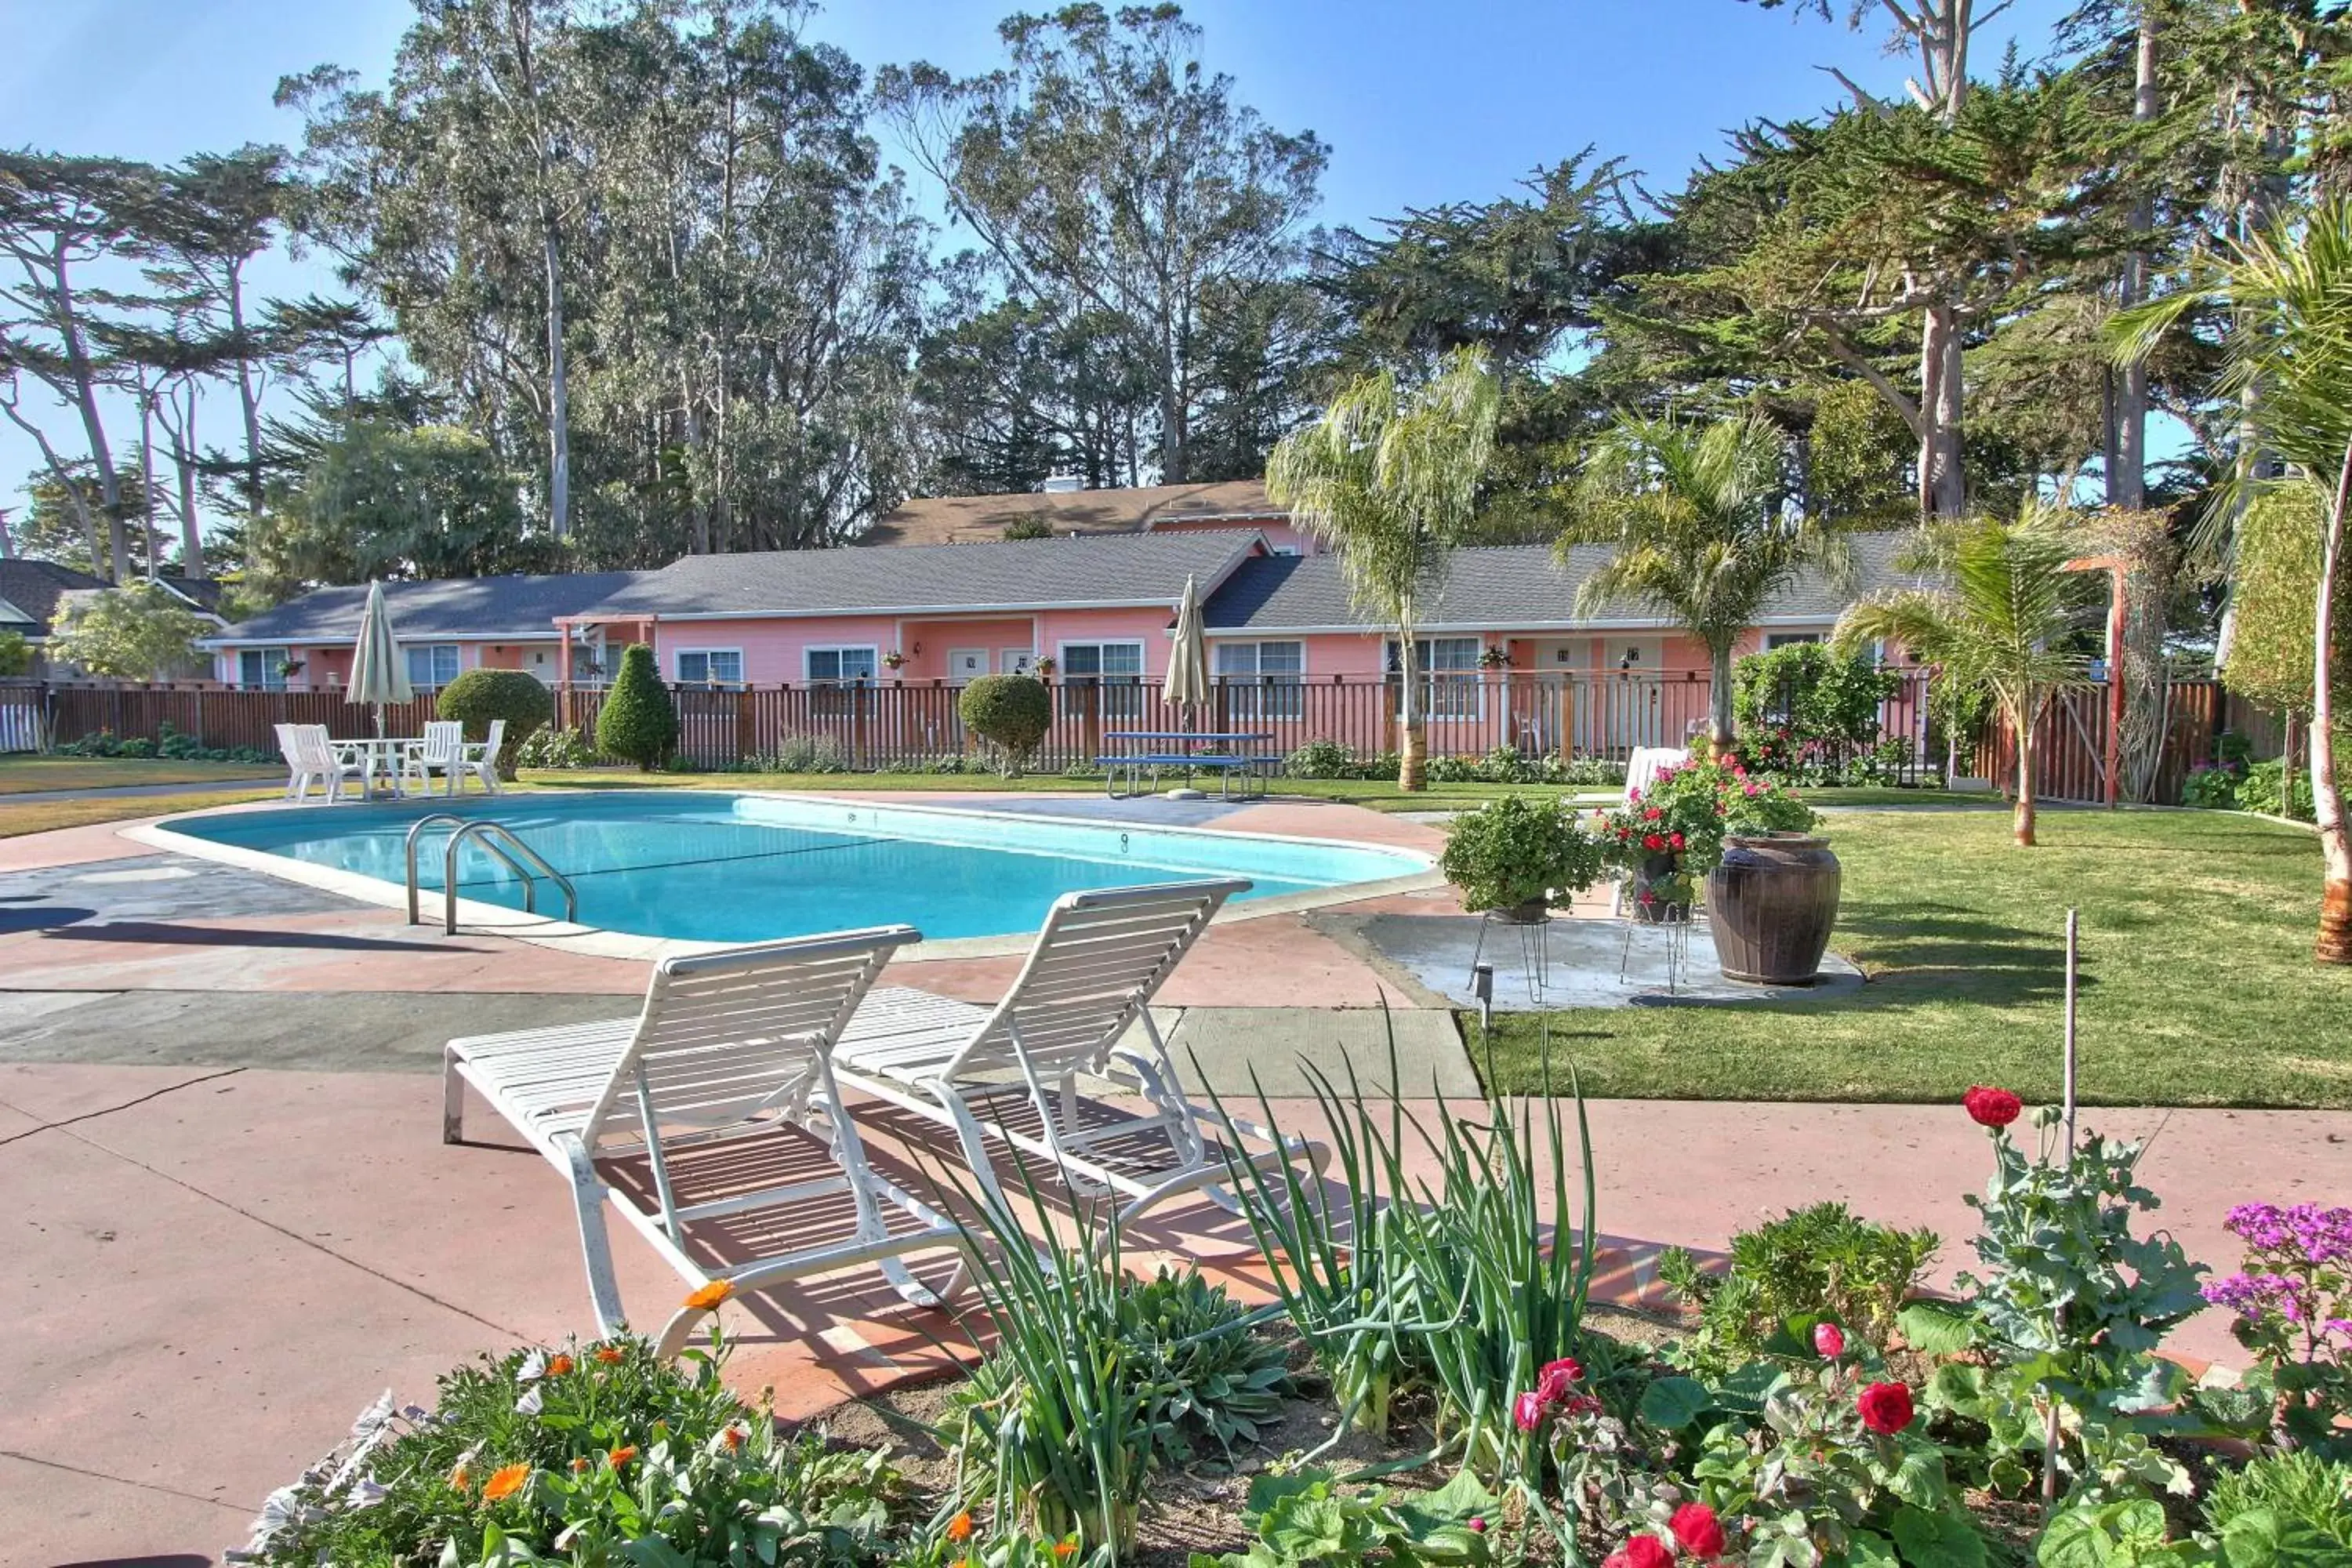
[861,480,1282,547]
[0,559,108,638]
[205,572,648,646]
[590,532,1266,619]
[1203,531,1929,634]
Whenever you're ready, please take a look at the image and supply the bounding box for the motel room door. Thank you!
[947,648,988,682]
[999,648,1036,675]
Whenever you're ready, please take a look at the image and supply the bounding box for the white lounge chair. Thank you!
[404,720,466,797]
[1610,745,1692,916]
[285,724,365,804]
[833,880,1324,1222]
[441,927,971,1356]
[458,718,506,795]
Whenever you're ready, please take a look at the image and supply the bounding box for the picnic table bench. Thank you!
[1098,731,1279,799]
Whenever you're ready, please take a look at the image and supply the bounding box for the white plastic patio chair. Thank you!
[458,718,506,795]
[442,926,973,1356]
[286,724,365,804]
[403,720,466,797]
[833,880,1325,1222]
[1609,745,1692,916]
[273,723,305,800]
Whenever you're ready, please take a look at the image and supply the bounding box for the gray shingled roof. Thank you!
[0,559,108,637]
[208,572,648,644]
[593,532,1263,617]
[1203,532,1928,633]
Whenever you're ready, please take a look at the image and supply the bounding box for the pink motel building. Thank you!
[201,479,1918,755]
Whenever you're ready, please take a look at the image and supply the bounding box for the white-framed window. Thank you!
[1388,637,1482,719]
[1766,632,1823,650]
[404,643,461,688]
[802,645,876,684]
[1060,639,1145,720]
[238,647,292,691]
[1215,640,1304,720]
[675,648,745,688]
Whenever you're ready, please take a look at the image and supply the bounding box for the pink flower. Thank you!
[1814,1321,1846,1359]
[1468,1518,1487,1535]
[1512,1389,1548,1432]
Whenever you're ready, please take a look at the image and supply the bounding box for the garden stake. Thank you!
[2042,907,2082,1523]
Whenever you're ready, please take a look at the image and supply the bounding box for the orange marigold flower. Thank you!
[946,1511,975,1543]
[448,1463,472,1491]
[482,1463,531,1502]
[1054,1541,1078,1559]
[546,1353,574,1377]
[683,1279,733,1311]
[593,1346,626,1364]
[608,1445,638,1470]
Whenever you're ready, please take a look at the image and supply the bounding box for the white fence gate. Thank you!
[0,683,45,753]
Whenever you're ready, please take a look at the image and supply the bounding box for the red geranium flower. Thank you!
[1603,1537,1675,1568]
[1642,833,1664,851]
[1857,1381,1915,1435]
[1670,1502,1727,1557]
[1534,1356,1582,1403]
[1668,832,1685,851]
[1643,806,1664,821]
[1963,1086,2023,1128]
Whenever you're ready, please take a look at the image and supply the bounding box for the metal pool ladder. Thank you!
[404,813,579,934]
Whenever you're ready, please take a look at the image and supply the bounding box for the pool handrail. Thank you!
[405,813,468,924]
[443,819,578,934]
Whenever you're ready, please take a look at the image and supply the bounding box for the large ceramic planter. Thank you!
[1629,852,1693,924]
[1706,832,1842,985]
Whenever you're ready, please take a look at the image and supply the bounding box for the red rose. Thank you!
[1857,1381,1915,1435]
[1563,1393,1603,1416]
[1963,1086,2023,1128]
[1535,1356,1582,1403]
[1512,1389,1548,1432]
[1604,1538,1675,1568]
[1670,1502,1727,1558]
[1814,1321,1846,1359]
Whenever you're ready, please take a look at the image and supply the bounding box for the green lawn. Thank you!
[1478,809,2352,1109]
[0,756,280,795]
[0,786,284,839]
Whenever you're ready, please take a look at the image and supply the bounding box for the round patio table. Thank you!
[331,736,425,799]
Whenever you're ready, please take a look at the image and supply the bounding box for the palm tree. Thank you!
[1835,512,2088,847]
[2111,200,2352,964]
[1558,411,1853,750]
[1267,346,1499,791]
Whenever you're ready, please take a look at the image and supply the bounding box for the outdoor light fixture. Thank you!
[1472,961,1495,1036]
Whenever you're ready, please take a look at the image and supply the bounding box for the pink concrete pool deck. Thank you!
[5,793,2350,1564]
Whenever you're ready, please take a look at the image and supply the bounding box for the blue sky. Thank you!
[0,0,2078,543]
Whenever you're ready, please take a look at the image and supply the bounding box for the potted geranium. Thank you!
[1595,757,1735,922]
[1597,757,1828,967]
[1439,795,1605,922]
[1478,643,1511,670]
[883,649,907,672]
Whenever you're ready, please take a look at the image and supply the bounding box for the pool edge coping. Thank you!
[125,787,1448,964]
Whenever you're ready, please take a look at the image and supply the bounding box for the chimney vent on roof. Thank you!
[1039,474,1084,494]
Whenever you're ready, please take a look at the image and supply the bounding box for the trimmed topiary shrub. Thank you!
[959,673,1051,776]
[595,643,678,771]
[435,669,554,780]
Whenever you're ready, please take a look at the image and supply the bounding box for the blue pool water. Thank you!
[167,792,1430,943]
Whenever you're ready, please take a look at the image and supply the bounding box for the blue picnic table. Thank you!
[1098,730,1279,799]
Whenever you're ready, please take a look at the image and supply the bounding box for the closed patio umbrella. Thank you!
[347,579,413,737]
[1163,573,1210,731]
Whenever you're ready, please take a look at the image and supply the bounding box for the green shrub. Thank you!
[436,668,555,779]
[0,629,30,677]
[957,674,1051,776]
[1283,740,1402,780]
[1199,1468,1496,1568]
[2203,1451,2352,1548]
[1439,794,1606,913]
[231,1333,908,1568]
[1733,642,1899,775]
[516,723,594,769]
[750,734,850,774]
[1657,1203,1938,1374]
[595,644,678,771]
[2182,762,2241,809]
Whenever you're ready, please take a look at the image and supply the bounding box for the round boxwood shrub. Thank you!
[595,643,677,771]
[435,668,554,780]
[959,673,1051,776]
[1438,794,1605,916]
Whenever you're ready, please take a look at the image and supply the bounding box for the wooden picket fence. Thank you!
[1969,679,2282,805]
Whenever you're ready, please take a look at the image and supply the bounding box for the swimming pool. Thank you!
[162,791,1432,945]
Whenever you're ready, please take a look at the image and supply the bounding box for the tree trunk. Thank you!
[2013,714,2038,847]
[229,264,266,529]
[1918,303,1965,518]
[543,214,572,541]
[2312,440,2352,963]
[1709,637,1737,753]
[172,386,206,579]
[1398,630,1425,792]
[2105,6,2158,512]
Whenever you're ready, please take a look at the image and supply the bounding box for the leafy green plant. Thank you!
[437,668,555,779]
[0,629,31,676]
[1733,641,1900,780]
[2034,1499,2209,1566]
[753,733,853,773]
[1190,1466,1496,1568]
[2203,1450,2352,1551]
[1595,754,1819,908]
[2181,764,2242,810]
[1437,794,1605,913]
[959,674,1052,776]
[230,1332,906,1568]
[1657,1203,1938,1376]
[515,722,593,769]
[595,643,678,771]
[2205,1204,2352,1455]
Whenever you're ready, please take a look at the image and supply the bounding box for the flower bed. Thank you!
[232,1076,2352,1568]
